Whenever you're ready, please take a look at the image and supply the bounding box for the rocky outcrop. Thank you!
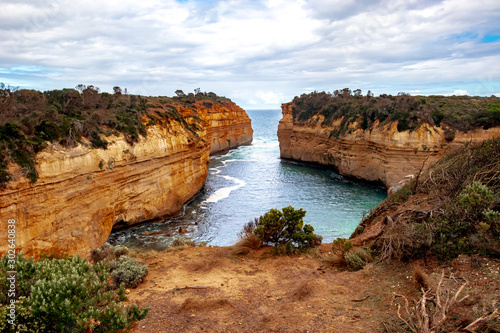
[0,100,252,258]
[199,101,253,153]
[278,102,500,188]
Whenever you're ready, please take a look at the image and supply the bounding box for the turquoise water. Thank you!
[108,110,387,250]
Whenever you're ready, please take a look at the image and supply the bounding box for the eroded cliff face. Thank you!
[0,101,252,258]
[195,100,254,153]
[278,102,500,188]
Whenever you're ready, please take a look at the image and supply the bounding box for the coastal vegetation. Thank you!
[290,89,500,137]
[234,206,323,255]
[353,138,500,261]
[0,84,230,186]
[0,251,149,332]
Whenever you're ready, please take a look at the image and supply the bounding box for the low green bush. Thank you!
[329,239,371,270]
[344,252,365,270]
[0,253,148,332]
[110,255,149,289]
[458,181,495,219]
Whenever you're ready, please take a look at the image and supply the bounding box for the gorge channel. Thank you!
[108,110,387,249]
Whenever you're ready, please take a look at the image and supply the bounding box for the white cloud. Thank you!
[446,89,469,96]
[0,0,499,108]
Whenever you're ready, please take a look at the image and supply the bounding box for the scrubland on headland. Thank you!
[1,88,499,332]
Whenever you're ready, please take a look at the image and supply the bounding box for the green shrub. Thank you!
[330,239,370,270]
[331,238,353,257]
[0,253,148,332]
[110,255,148,288]
[483,209,500,235]
[458,181,494,219]
[254,206,322,250]
[388,184,413,204]
[344,253,365,270]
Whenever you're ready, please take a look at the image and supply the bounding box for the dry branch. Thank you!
[394,271,468,333]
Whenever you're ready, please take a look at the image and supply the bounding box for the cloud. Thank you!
[446,89,469,96]
[0,0,499,108]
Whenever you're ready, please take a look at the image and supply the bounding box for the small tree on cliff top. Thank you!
[254,206,322,249]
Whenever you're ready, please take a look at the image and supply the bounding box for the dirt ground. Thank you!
[126,244,500,333]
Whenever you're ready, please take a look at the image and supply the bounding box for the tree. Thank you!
[254,206,322,249]
[175,90,185,97]
[194,87,201,95]
[113,86,122,95]
[75,84,86,93]
[340,88,352,98]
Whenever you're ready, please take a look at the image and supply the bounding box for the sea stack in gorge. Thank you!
[0,91,253,258]
[277,92,500,188]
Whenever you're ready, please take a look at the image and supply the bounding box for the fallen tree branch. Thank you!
[464,301,500,333]
[172,285,211,293]
[351,295,370,302]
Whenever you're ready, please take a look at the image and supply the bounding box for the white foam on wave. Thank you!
[205,175,246,203]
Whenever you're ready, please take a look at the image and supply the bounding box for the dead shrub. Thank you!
[238,218,259,239]
[395,271,468,333]
[90,243,129,264]
[376,214,434,262]
[232,219,262,255]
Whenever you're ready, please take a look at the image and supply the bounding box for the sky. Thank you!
[1,0,499,109]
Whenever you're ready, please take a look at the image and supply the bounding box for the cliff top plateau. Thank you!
[0,85,247,186]
[289,89,500,135]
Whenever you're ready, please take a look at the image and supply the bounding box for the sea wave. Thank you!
[204,175,246,203]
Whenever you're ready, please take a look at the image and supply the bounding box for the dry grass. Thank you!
[321,253,347,267]
[129,248,161,260]
[413,265,432,291]
[171,237,196,248]
[352,248,373,263]
[185,254,224,273]
[292,280,315,301]
[90,243,129,263]
[232,234,262,255]
[232,219,262,255]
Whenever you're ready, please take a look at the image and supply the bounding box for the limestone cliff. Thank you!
[278,102,500,188]
[0,100,252,258]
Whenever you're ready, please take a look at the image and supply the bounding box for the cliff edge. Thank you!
[0,92,252,258]
[278,96,500,188]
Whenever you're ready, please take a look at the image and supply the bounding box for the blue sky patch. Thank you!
[481,34,500,43]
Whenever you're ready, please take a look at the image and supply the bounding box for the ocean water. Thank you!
[108,110,387,250]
